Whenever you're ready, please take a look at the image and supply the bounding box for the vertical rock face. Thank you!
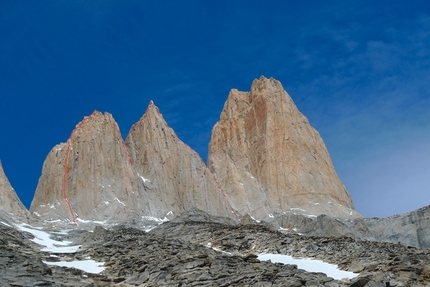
[208,76,361,221]
[30,111,140,223]
[125,101,235,220]
[0,160,31,219]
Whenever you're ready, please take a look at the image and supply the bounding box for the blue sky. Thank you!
[1,1,429,218]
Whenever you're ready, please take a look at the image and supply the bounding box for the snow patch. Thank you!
[138,173,150,183]
[250,215,261,223]
[290,208,306,212]
[0,221,12,227]
[166,211,173,216]
[14,224,81,253]
[114,197,125,206]
[206,242,232,255]
[258,253,357,280]
[141,215,169,224]
[76,218,107,225]
[43,260,105,274]
[268,214,274,218]
[43,219,64,224]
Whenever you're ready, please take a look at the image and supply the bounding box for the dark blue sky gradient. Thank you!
[1,1,429,218]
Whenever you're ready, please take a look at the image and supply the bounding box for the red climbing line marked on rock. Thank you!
[206,167,242,222]
[62,111,98,224]
[63,138,77,224]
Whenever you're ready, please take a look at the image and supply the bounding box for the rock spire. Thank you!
[125,101,236,220]
[208,76,361,221]
[0,160,31,219]
[30,111,140,223]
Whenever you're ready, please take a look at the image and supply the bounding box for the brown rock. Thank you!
[208,76,361,221]
[125,101,236,220]
[0,160,31,219]
[30,111,140,223]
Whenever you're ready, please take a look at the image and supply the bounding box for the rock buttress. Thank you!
[126,101,236,220]
[208,76,361,221]
[30,111,140,223]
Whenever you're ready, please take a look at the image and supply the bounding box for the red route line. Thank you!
[117,102,242,222]
[179,140,242,222]
[62,111,99,224]
[63,138,76,224]
[63,111,134,224]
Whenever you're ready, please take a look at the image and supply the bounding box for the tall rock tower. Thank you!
[0,160,31,220]
[30,111,140,223]
[208,76,360,221]
[125,101,236,220]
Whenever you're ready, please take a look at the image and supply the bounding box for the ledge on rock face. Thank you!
[208,76,361,222]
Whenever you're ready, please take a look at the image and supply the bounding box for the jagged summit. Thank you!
[125,101,237,220]
[30,103,237,224]
[28,77,360,225]
[208,76,361,221]
[30,111,139,223]
[0,160,31,220]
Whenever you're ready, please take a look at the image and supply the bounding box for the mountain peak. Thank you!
[209,76,360,221]
[125,104,237,220]
[30,112,138,223]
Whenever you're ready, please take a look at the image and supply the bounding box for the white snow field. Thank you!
[13,223,105,274]
[14,224,80,253]
[43,260,106,274]
[258,253,357,280]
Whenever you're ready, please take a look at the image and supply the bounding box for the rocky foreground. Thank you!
[1,214,430,287]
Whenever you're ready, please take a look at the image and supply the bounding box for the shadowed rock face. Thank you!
[208,76,361,221]
[125,101,236,220]
[0,160,31,220]
[365,205,430,249]
[30,111,140,222]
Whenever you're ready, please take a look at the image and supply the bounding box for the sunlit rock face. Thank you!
[0,160,31,220]
[30,111,140,223]
[29,76,360,225]
[125,101,235,220]
[208,76,361,221]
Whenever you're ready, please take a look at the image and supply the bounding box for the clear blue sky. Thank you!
[1,1,429,218]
